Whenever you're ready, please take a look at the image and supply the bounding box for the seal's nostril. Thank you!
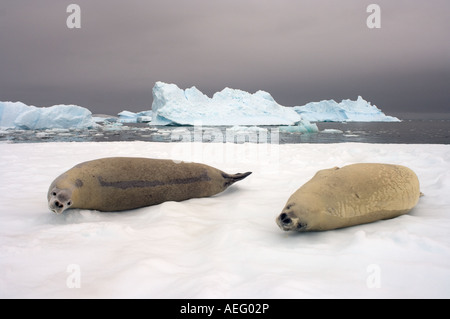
[280,213,292,224]
[55,200,63,208]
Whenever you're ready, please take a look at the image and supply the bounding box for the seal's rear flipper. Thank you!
[222,172,252,187]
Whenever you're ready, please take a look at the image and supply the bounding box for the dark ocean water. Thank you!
[1,120,449,144]
[300,120,450,144]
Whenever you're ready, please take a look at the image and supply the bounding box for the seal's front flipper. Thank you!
[222,172,252,187]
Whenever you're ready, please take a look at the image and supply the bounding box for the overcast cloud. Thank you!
[0,0,449,116]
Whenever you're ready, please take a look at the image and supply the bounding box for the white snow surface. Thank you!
[1,141,450,298]
[0,101,96,130]
[293,96,400,122]
[151,82,303,126]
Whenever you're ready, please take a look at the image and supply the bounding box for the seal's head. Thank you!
[276,201,319,232]
[277,202,304,231]
[47,187,73,214]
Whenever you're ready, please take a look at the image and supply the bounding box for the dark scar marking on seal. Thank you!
[97,171,211,189]
[75,179,83,187]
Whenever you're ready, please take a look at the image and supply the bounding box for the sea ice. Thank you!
[1,142,449,298]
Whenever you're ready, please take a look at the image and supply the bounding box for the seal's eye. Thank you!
[67,201,72,206]
[52,192,57,196]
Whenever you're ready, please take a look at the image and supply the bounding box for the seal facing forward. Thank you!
[48,157,251,214]
[276,163,421,232]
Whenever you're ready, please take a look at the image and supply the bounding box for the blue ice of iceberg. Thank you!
[151,82,398,125]
[0,101,97,129]
[293,96,400,122]
[151,82,303,126]
[0,102,30,128]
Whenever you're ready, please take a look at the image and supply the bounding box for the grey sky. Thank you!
[0,0,449,116]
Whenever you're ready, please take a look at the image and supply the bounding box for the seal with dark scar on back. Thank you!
[48,157,252,214]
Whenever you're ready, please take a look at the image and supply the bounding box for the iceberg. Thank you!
[0,101,97,130]
[293,96,400,122]
[1,84,398,131]
[118,110,153,123]
[151,82,397,126]
[151,82,303,126]
[0,102,30,128]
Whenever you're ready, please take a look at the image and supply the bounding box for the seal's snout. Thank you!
[276,212,296,231]
[276,210,306,232]
[49,199,65,214]
[279,213,292,225]
[54,200,64,209]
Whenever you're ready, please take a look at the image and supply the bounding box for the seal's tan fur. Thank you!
[48,157,251,213]
[276,163,421,231]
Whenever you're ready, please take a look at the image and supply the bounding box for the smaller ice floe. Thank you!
[321,129,344,134]
[279,121,319,133]
[226,126,269,133]
[35,131,55,139]
[102,122,127,131]
[49,128,70,133]
[92,114,118,123]
[57,132,74,137]
[343,131,360,137]
[118,110,153,123]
